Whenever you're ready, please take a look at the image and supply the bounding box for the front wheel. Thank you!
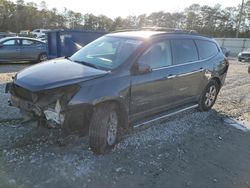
[89,103,120,154]
[198,80,220,112]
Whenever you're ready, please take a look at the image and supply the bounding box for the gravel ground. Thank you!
[1,60,250,188]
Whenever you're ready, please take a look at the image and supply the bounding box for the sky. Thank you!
[11,0,241,19]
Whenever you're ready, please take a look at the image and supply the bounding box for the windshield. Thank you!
[70,36,142,70]
[0,38,7,43]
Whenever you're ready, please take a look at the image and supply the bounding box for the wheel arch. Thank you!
[211,76,222,89]
[93,99,129,130]
[37,52,48,62]
[38,51,47,56]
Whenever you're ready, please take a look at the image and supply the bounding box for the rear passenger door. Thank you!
[171,39,204,105]
[194,39,220,88]
[20,39,42,60]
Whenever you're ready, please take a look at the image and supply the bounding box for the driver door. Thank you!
[130,40,176,121]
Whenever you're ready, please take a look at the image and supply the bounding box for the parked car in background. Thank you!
[6,29,229,154]
[0,37,47,63]
[238,49,250,62]
[0,32,16,39]
[31,29,50,38]
[19,30,31,37]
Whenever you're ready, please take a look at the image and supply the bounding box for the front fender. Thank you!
[68,75,131,114]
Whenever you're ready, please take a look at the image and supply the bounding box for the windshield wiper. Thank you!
[65,56,73,61]
[73,60,99,69]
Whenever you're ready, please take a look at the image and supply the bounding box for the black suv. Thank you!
[6,29,229,154]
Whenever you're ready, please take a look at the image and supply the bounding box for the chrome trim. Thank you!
[178,69,204,77]
[133,104,199,129]
[152,53,217,71]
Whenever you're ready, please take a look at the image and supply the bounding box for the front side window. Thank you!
[138,40,172,69]
[172,39,198,65]
[195,40,219,60]
[70,36,142,70]
[2,39,18,46]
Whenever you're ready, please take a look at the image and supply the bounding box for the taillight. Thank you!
[224,58,229,66]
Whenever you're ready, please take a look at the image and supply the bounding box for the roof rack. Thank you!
[111,28,140,33]
[141,27,198,34]
[112,27,198,34]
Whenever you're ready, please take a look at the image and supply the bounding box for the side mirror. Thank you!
[133,63,152,75]
[221,47,230,57]
[225,51,230,58]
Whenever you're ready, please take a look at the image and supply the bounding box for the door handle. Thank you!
[167,74,177,79]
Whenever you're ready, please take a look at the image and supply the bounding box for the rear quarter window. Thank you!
[172,39,198,65]
[195,40,219,60]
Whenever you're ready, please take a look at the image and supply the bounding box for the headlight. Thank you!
[37,85,80,108]
[40,85,80,126]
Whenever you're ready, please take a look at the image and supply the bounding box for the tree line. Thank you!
[0,0,250,37]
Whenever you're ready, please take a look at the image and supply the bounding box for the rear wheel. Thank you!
[38,53,48,62]
[89,103,120,154]
[198,80,220,112]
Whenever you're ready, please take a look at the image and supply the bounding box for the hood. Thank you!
[15,58,109,92]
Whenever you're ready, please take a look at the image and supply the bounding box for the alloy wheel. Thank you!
[205,85,217,107]
[107,111,118,146]
[40,54,48,62]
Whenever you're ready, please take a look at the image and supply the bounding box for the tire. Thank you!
[198,80,220,112]
[38,53,48,62]
[37,118,46,127]
[89,103,121,154]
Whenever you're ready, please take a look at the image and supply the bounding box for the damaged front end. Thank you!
[6,82,79,128]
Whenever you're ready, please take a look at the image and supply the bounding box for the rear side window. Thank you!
[195,40,218,60]
[172,39,198,65]
[22,40,35,45]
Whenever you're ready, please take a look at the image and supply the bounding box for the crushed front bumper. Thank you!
[9,94,66,126]
[5,82,78,127]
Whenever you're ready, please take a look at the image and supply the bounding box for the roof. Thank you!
[0,36,45,43]
[107,28,210,40]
